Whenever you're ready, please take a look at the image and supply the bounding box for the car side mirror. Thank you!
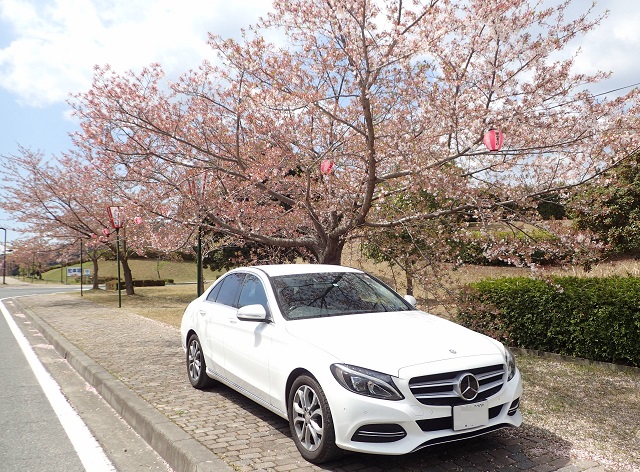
[404,295,417,308]
[237,304,268,322]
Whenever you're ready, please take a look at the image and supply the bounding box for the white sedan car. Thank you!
[180,264,522,463]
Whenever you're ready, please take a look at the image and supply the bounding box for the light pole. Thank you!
[107,206,125,308]
[80,239,84,297]
[0,227,6,284]
[187,173,209,297]
[197,226,203,297]
[105,206,142,308]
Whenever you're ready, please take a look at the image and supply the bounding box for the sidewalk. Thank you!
[6,293,610,472]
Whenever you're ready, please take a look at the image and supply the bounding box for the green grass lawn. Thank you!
[80,284,198,328]
[39,258,223,285]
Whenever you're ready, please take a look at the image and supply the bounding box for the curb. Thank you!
[11,298,232,472]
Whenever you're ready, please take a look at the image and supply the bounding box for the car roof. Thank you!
[245,264,363,277]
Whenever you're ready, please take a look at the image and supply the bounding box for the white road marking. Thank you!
[0,299,115,472]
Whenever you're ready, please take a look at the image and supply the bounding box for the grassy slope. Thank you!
[41,258,223,284]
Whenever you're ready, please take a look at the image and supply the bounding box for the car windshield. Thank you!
[272,272,413,320]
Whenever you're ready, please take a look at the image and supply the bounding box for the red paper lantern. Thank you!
[107,205,124,229]
[102,228,110,236]
[483,128,504,152]
[320,159,335,174]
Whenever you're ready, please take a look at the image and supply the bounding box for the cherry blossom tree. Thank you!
[0,147,190,292]
[70,0,640,266]
[1,148,106,288]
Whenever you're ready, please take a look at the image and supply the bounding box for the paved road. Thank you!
[0,303,91,471]
[1,279,171,472]
[0,282,78,299]
[1,281,613,472]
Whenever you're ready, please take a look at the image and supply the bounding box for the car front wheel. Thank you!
[288,375,342,463]
[186,334,213,389]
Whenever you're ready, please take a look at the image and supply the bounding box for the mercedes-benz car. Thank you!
[180,264,522,463]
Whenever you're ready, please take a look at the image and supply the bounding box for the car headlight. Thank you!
[505,346,517,381]
[330,364,404,401]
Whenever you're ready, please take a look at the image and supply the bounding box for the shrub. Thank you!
[456,276,640,367]
[133,279,166,287]
[105,279,166,290]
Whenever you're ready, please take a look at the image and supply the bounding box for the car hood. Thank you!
[284,311,503,376]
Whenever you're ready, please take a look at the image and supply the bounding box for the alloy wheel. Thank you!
[291,384,324,452]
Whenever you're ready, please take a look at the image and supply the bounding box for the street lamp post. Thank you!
[105,206,142,308]
[107,206,125,308]
[197,226,203,297]
[187,174,209,297]
[80,239,84,297]
[0,227,6,284]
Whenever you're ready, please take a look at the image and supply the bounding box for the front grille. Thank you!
[351,424,407,443]
[409,364,505,406]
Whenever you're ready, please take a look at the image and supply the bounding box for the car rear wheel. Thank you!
[186,334,214,389]
[288,375,342,463]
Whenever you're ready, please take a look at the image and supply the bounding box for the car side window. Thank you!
[205,280,223,302]
[214,273,245,307]
[238,275,268,311]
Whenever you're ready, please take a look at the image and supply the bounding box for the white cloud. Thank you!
[563,0,640,94]
[1,0,639,108]
[0,0,271,106]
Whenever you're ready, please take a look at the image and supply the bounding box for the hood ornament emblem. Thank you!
[449,349,457,354]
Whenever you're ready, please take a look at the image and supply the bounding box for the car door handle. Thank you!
[199,310,206,317]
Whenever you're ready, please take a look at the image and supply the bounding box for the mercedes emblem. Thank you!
[457,373,480,401]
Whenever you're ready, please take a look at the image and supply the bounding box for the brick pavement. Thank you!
[6,293,613,472]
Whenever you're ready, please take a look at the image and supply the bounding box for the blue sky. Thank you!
[0,0,271,242]
[1,0,639,244]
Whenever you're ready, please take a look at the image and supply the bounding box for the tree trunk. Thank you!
[91,254,100,290]
[405,265,414,296]
[120,256,135,295]
[316,237,345,265]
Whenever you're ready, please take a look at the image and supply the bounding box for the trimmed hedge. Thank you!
[105,279,166,290]
[456,276,640,367]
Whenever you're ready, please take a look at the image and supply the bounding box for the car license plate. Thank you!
[453,402,489,431]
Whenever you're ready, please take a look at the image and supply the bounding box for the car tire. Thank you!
[186,334,214,389]
[288,375,343,463]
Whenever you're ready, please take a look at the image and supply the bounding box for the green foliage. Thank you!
[572,153,640,255]
[456,276,640,366]
[536,193,567,220]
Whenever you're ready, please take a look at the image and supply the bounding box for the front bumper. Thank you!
[328,367,523,455]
